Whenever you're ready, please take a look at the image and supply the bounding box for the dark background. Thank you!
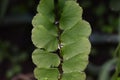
[0,0,120,80]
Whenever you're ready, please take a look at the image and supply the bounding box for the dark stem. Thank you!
[54,0,63,80]
[57,28,63,80]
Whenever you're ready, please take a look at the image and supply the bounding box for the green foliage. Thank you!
[0,41,28,79]
[32,0,91,80]
[82,0,119,34]
[32,25,58,51]
[111,43,120,80]
[98,59,117,80]
[60,1,82,30]
[32,49,60,68]
[62,72,86,80]
[37,0,55,22]
[98,43,120,80]
[34,68,59,80]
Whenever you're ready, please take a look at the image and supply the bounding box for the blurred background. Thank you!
[0,0,120,80]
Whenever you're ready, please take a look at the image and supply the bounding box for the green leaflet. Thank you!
[61,38,91,60]
[32,0,91,80]
[32,25,58,51]
[61,20,91,45]
[34,68,59,80]
[61,72,86,80]
[60,1,83,30]
[32,13,57,36]
[32,49,60,68]
[37,0,55,22]
[62,53,88,73]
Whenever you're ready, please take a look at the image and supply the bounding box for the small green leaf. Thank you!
[32,13,57,36]
[32,25,58,51]
[34,68,59,80]
[61,72,86,80]
[37,0,55,22]
[58,0,77,12]
[99,59,117,80]
[32,49,60,68]
[62,53,88,73]
[60,1,83,30]
[62,38,91,60]
[61,20,91,45]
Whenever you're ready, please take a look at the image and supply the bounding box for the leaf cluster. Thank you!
[32,0,91,80]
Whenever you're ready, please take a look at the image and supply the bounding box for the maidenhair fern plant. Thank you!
[31,0,91,80]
